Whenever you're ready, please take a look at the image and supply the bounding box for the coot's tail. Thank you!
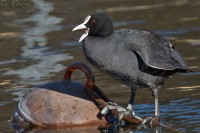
[176,68,193,73]
[171,50,193,73]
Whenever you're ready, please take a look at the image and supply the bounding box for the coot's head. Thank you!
[72,13,114,42]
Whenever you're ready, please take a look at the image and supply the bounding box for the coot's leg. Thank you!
[127,89,137,116]
[142,88,160,126]
[152,88,160,118]
[101,88,143,124]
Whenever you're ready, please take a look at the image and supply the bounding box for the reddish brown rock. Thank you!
[10,62,106,128]
[18,84,105,127]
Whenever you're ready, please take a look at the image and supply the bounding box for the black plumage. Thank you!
[73,13,191,119]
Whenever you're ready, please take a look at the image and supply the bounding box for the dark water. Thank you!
[0,0,200,132]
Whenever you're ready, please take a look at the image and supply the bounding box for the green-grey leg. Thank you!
[127,89,137,116]
[152,88,160,118]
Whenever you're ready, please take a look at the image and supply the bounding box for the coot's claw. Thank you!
[101,102,133,126]
[141,117,160,127]
[101,102,127,117]
[101,102,144,126]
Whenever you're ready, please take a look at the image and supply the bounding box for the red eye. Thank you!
[91,19,96,24]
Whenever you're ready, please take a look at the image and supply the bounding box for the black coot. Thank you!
[72,13,191,120]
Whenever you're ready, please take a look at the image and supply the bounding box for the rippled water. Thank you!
[0,0,200,132]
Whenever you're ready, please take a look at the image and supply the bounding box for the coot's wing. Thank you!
[121,29,189,70]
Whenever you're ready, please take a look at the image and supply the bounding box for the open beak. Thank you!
[72,24,89,42]
[72,23,87,31]
[72,15,91,42]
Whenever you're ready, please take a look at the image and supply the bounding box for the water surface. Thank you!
[0,0,200,132]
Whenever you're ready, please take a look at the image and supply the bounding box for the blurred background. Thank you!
[0,0,200,132]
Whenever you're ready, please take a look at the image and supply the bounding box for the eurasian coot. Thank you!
[72,13,191,121]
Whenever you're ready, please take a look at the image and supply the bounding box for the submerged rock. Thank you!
[9,62,106,129]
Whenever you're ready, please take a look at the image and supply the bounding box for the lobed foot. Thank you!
[142,116,160,127]
[101,102,143,125]
[127,104,143,121]
[100,102,128,125]
[101,102,130,118]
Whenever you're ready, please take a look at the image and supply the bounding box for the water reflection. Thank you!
[100,1,190,13]
[155,28,200,36]
[4,0,73,88]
